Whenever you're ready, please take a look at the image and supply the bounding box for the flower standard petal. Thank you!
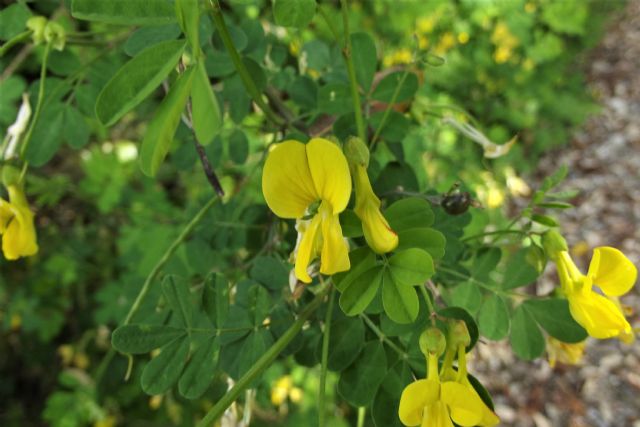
[440,381,483,427]
[262,140,318,219]
[306,138,352,214]
[568,291,631,339]
[587,247,637,297]
[399,379,440,426]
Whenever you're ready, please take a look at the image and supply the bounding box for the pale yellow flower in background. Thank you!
[262,138,351,282]
[546,337,586,368]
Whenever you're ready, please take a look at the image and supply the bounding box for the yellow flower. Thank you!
[262,138,351,283]
[555,247,637,341]
[353,165,398,254]
[546,337,586,368]
[399,351,490,427]
[270,375,303,405]
[346,137,398,254]
[0,185,38,260]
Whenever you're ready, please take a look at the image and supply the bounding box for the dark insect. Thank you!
[441,183,479,215]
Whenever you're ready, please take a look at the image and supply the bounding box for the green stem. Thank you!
[461,229,528,242]
[0,30,31,58]
[18,42,51,177]
[357,407,366,427]
[196,287,330,427]
[418,284,436,324]
[319,286,335,427]
[340,0,365,142]
[370,70,410,150]
[95,197,218,384]
[208,0,284,127]
[360,314,407,359]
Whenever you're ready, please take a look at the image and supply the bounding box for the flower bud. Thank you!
[344,137,370,168]
[419,327,446,356]
[542,229,568,260]
[44,21,66,51]
[447,320,471,348]
[27,16,47,45]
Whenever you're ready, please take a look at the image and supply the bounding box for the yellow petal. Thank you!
[294,213,322,283]
[398,379,439,426]
[440,381,483,427]
[0,198,12,233]
[262,140,318,218]
[587,246,637,297]
[353,166,398,254]
[422,401,454,427]
[2,187,38,260]
[568,291,631,339]
[457,377,500,427]
[306,138,351,214]
[319,209,350,276]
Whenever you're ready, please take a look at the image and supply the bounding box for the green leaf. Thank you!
[96,40,186,126]
[536,202,573,209]
[371,71,419,103]
[382,268,419,324]
[190,61,221,145]
[175,0,200,53]
[112,325,186,354]
[447,282,483,315]
[340,266,383,316]
[385,197,435,232]
[178,337,220,399]
[438,306,479,351]
[71,0,176,25]
[396,228,446,260]
[162,275,194,329]
[372,362,412,427]
[250,256,289,290]
[219,306,252,345]
[339,209,363,238]
[0,3,31,41]
[321,315,365,372]
[219,329,273,380]
[272,0,316,28]
[333,247,377,292]
[25,103,64,166]
[502,249,541,290]
[202,273,229,329]
[531,213,559,227]
[509,305,545,360]
[477,294,510,340]
[140,66,196,177]
[141,335,190,395]
[351,32,377,93]
[124,24,181,56]
[470,248,501,282]
[337,340,388,406]
[523,298,587,343]
[62,106,90,149]
[245,284,271,327]
[228,128,249,164]
[388,248,434,287]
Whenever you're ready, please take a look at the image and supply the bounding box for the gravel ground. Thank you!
[470,2,640,426]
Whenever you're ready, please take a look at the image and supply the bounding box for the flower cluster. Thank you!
[399,323,499,427]
[262,137,397,283]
